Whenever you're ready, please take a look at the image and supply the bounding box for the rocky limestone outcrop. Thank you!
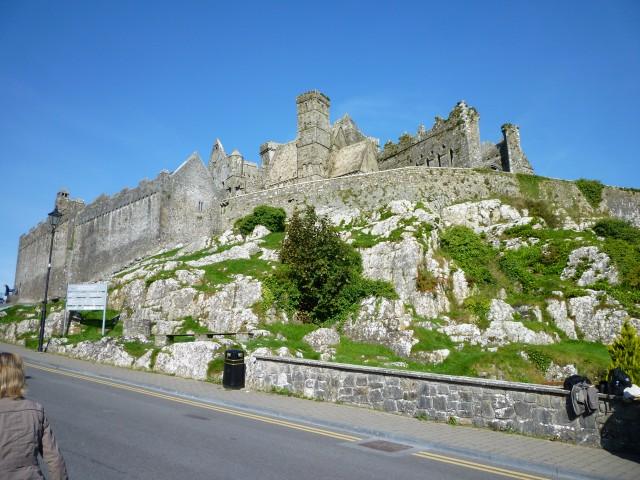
[451,270,471,305]
[360,237,449,318]
[412,348,450,364]
[544,362,578,382]
[187,242,261,268]
[480,300,555,347]
[118,272,262,337]
[48,337,137,369]
[153,341,222,380]
[561,246,619,286]
[342,297,417,357]
[546,298,578,339]
[200,276,262,332]
[247,225,271,241]
[568,290,639,344]
[440,199,533,237]
[303,328,340,361]
[439,323,481,343]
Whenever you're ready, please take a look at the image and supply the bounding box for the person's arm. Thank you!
[41,410,69,480]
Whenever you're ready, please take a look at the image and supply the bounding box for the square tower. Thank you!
[296,90,331,181]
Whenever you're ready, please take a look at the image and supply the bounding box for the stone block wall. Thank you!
[248,356,640,452]
[14,218,74,302]
[15,156,220,302]
[603,187,640,227]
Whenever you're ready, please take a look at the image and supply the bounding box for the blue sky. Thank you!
[1,0,639,289]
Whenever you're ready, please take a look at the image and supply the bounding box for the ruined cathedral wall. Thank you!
[160,159,217,244]
[14,218,74,303]
[68,176,167,284]
[378,111,480,171]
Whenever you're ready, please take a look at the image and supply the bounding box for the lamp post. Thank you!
[37,206,62,352]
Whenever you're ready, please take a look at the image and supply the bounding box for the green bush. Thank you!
[608,320,640,384]
[440,226,496,285]
[593,218,640,244]
[267,206,396,324]
[235,205,286,236]
[593,219,640,311]
[575,179,604,209]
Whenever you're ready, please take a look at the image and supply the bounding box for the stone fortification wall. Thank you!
[70,190,163,284]
[602,187,640,227]
[248,356,638,452]
[14,218,74,303]
[15,156,223,299]
[220,167,605,229]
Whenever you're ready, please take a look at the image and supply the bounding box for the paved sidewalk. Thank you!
[2,342,638,480]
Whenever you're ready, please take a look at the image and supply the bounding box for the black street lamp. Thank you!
[37,206,62,352]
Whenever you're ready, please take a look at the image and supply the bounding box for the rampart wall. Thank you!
[14,158,221,303]
[69,192,163,284]
[14,218,74,303]
[221,167,640,229]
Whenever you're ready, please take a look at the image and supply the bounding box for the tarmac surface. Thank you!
[1,341,638,479]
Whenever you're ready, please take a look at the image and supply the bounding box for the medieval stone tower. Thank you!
[501,124,533,174]
[296,90,331,181]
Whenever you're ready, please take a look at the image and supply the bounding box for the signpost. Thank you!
[65,283,109,335]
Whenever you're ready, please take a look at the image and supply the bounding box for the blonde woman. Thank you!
[0,352,68,479]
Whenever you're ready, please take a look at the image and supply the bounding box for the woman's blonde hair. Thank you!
[0,352,25,399]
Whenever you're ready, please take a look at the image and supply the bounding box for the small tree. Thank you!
[279,206,362,323]
[608,320,640,384]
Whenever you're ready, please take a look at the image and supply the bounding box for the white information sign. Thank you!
[65,283,109,334]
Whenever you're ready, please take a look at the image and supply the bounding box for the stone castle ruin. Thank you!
[210,90,533,198]
[17,90,635,303]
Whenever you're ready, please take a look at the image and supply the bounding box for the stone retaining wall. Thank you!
[248,355,639,453]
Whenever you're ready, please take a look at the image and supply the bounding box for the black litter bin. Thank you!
[223,349,245,389]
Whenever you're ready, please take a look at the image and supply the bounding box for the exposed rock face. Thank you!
[187,242,261,268]
[412,348,450,364]
[303,328,340,360]
[117,271,262,337]
[360,237,449,318]
[440,323,481,344]
[153,341,221,380]
[568,291,639,344]
[201,276,262,332]
[546,298,577,339]
[441,199,523,232]
[451,270,470,305]
[481,300,555,347]
[342,297,417,357]
[545,362,578,382]
[48,337,137,369]
[248,225,271,241]
[561,247,619,286]
[317,206,362,227]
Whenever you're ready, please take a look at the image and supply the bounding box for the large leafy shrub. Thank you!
[235,205,286,236]
[267,206,396,324]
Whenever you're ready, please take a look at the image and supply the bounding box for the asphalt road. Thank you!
[22,364,515,480]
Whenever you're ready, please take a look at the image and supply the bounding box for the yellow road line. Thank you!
[25,362,359,442]
[413,451,548,480]
[27,362,547,480]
